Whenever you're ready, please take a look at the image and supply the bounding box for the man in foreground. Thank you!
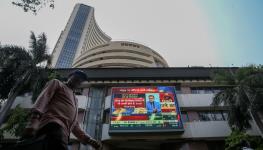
[23,70,101,150]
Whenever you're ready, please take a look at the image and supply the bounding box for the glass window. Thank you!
[212,112,224,121]
[191,87,223,94]
[191,90,198,94]
[222,112,228,120]
[199,112,212,121]
[103,109,110,124]
[198,111,228,121]
[84,87,105,139]
[106,87,112,96]
[181,111,189,123]
[56,5,90,68]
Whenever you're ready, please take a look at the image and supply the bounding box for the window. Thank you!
[213,112,224,121]
[181,111,189,123]
[106,87,112,96]
[222,112,228,120]
[103,109,110,124]
[199,112,212,121]
[75,89,82,95]
[198,111,228,121]
[191,87,223,94]
[84,87,105,139]
[55,5,90,68]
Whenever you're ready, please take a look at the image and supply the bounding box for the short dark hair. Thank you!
[148,95,154,98]
[68,70,88,81]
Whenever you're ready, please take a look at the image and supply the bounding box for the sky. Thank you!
[0,0,262,67]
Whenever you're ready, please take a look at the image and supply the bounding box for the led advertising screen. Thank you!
[109,86,184,134]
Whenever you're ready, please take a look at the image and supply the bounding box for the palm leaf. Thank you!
[211,66,263,131]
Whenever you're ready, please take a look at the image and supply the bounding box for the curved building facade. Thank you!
[51,3,168,68]
[73,41,168,68]
[51,4,111,68]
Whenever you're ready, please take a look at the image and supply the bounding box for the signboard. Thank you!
[109,86,184,134]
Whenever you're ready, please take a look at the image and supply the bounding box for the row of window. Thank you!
[191,87,223,94]
[56,5,90,68]
[181,111,228,123]
[198,111,228,121]
[76,49,153,66]
[191,89,221,94]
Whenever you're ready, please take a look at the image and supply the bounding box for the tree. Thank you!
[0,105,28,139]
[0,31,51,126]
[211,65,263,135]
[225,130,263,150]
[0,46,32,104]
[0,71,61,139]
[12,0,55,14]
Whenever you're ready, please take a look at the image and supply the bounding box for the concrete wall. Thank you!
[104,95,111,109]
[177,94,214,108]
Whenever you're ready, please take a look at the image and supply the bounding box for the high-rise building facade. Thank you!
[51,4,168,68]
[51,4,111,68]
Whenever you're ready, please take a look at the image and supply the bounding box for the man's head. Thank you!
[148,95,155,102]
[67,70,87,89]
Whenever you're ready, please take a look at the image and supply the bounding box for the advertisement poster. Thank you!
[109,86,184,133]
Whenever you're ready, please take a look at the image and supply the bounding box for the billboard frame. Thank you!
[108,86,184,135]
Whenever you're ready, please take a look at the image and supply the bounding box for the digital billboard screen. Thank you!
[109,86,184,134]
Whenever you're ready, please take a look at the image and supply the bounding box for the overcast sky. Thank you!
[0,0,263,67]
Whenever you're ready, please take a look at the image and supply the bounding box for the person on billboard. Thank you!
[22,70,102,150]
[146,95,161,114]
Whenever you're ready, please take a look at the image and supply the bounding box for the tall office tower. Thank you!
[51,4,111,68]
[51,3,168,68]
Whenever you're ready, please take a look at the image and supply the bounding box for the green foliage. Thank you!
[48,70,61,81]
[0,46,32,100]
[0,70,60,138]
[225,130,249,150]
[0,105,29,139]
[212,65,263,131]
[0,32,51,102]
[0,31,51,127]
[0,32,60,139]
[225,130,263,150]
[29,32,51,65]
[12,0,55,15]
